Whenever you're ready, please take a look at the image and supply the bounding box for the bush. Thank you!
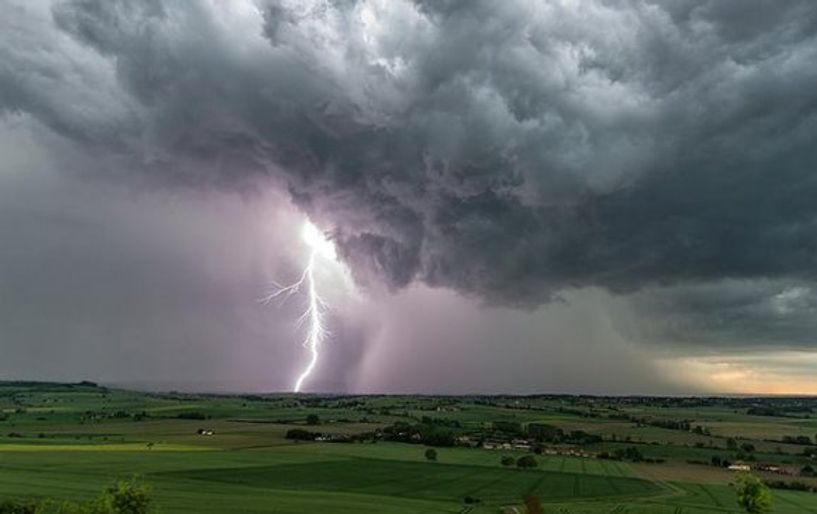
[500,456,515,466]
[735,473,772,514]
[176,412,207,420]
[306,414,320,426]
[285,428,319,441]
[102,478,152,514]
[0,500,38,514]
[765,480,813,492]
[516,455,538,469]
[425,448,437,461]
[613,446,644,462]
[782,435,812,445]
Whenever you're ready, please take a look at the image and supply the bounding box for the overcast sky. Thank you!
[2,0,817,394]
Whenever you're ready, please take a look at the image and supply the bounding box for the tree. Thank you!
[516,455,538,469]
[425,448,437,461]
[306,414,320,426]
[727,438,738,451]
[80,477,153,514]
[735,473,772,514]
[285,428,318,441]
[501,456,515,467]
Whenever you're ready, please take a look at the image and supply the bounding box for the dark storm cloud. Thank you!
[3,0,817,306]
[622,280,817,350]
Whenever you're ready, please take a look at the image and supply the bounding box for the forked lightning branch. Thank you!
[261,222,337,393]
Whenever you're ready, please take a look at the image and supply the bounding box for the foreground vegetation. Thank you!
[1,477,151,514]
[2,381,817,512]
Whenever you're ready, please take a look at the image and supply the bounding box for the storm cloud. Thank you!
[2,0,817,391]
[1,0,815,304]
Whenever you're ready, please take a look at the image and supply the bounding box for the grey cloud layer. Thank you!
[4,0,817,305]
[623,280,817,350]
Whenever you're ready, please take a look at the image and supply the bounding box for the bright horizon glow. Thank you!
[657,352,817,395]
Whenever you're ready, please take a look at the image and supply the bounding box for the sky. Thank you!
[2,0,817,395]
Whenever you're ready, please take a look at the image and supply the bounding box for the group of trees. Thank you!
[499,455,537,469]
[175,412,208,420]
[283,428,365,443]
[526,424,602,445]
[747,405,813,418]
[381,421,456,447]
[710,455,735,468]
[596,446,651,463]
[0,478,151,514]
[285,428,321,441]
[781,435,813,445]
[763,479,816,493]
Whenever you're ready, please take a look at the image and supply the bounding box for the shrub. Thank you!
[285,428,319,441]
[735,473,772,514]
[176,412,207,420]
[102,477,152,514]
[425,448,437,461]
[613,446,644,462]
[0,500,38,514]
[516,455,538,469]
[764,480,813,492]
[501,456,515,466]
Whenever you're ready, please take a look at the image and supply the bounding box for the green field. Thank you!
[2,382,817,513]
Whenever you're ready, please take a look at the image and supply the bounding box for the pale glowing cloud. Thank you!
[658,352,817,395]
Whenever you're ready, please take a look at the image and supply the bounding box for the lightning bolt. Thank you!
[262,222,333,393]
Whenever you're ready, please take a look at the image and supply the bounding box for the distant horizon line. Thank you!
[3,378,816,399]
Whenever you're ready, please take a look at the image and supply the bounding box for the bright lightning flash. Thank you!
[262,222,337,393]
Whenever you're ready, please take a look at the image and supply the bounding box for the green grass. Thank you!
[3,382,817,513]
[167,457,660,504]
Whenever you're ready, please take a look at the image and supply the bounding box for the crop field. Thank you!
[2,382,817,513]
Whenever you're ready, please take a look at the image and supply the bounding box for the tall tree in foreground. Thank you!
[735,473,772,514]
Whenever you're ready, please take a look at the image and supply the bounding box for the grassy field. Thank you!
[2,382,817,513]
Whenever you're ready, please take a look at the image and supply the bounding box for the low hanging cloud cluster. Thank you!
[4,0,817,309]
[622,280,817,350]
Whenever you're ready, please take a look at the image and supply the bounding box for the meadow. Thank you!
[2,382,817,513]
